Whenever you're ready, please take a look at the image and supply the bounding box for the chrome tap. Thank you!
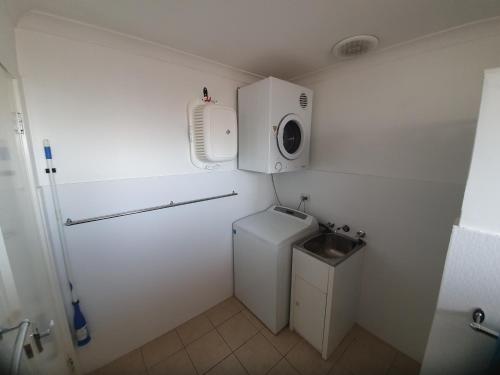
[334,224,350,233]
[319,222,335,233]
[356,230,366,239]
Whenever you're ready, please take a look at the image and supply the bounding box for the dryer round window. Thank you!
[277,114,305,160]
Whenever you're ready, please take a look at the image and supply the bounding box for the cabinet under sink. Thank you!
[290,233,366,359]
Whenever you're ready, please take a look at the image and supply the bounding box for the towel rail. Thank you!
[64,191,238,226]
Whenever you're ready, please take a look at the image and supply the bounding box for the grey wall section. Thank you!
[280,19,500,361]
[421,226,500,375]
[422,69,500,374]
[275,170,463,361]
[0,0,17,75]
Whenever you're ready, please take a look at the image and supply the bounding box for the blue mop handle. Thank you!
[44,144,52,160]
[43,139,91,346]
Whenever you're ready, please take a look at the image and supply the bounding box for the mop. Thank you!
[43,139,91,347]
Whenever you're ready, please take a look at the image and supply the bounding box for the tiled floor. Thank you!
[90,297,420,375]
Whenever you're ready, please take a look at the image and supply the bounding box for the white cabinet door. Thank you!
[293,249,330,293]
[293,275,326,351]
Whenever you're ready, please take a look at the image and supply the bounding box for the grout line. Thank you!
[233,353,251,375]
[215,325,250,374]
[141,332,187,372]
[184,346,200,375]
[198,329,233,374]
[384,351,399,375]
[284,357,303,375]
[138,347,149,375]
[184,326,216,348]
[259,330,286,357]
[265,356,286,375]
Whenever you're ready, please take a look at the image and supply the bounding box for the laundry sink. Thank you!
[296,232,366,266]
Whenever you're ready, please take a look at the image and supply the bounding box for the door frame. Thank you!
[5,66,81,373]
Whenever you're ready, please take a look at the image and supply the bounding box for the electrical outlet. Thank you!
[300,193,310,201]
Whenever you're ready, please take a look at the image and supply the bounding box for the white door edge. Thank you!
[11,78,81,373]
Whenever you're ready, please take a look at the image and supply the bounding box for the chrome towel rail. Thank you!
[64,191,238,226]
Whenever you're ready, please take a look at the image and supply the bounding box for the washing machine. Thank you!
[237,77,313,174]
[233,206,318,333]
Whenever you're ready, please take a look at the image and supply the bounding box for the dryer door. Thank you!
[277,114,305,160]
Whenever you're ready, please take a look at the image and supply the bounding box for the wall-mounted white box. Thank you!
[188,101,237,169]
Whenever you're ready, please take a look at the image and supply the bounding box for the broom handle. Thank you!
[43,139,78,303]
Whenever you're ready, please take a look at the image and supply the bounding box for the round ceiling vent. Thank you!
[332,35,379,58]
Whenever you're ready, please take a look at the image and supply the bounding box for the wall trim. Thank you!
[16,11,263,85]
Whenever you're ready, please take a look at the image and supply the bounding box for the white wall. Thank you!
[0,0,17,75]
[460,68,500,234]
[276,18,500,362]
[15,12,273,373]
[421,226,500,374]
[421,68,500,374]
[16,12,263,185]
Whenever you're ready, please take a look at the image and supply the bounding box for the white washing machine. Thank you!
[237,77,313,174]
[233,206,318,333]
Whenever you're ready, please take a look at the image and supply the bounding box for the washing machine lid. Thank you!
[233,206,317,246]
[276,114,305,160]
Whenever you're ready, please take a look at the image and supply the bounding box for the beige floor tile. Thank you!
[186,330,231,374]
[206,354,247,375]
[338,329,397,375]
[177,313,214,345]
[327,325,361,363]
[217,312,258,350]
[235,333,282,375]
[386,352,420,375]
[205,297,244,326]
[98,349,146,375]
[141,330,183,367]
[241,308,266,331]
[148,349,197,375]
[286,340,335,375]
[268,358,300,375]
[262,327,300,355]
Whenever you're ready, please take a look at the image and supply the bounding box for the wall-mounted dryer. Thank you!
[238,77,313,174]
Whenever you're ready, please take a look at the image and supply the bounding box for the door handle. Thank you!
[31,320,54,353]
[470,308,499,339]
[0,319,31,375]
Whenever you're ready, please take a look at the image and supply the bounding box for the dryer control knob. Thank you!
[274,162,282,171]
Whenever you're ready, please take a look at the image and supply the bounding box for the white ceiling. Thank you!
[6,0,500,78]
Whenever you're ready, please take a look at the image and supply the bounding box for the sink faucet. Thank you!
[356,230,366,239]
[334,225,350,234]
[319,222,335,233]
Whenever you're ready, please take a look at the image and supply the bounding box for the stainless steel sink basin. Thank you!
[296,232,366,266]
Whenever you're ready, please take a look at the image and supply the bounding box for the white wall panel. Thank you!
[421,226,500,374]
[15,15,272,373]
[461,68,500,233]
[281,19,500,361]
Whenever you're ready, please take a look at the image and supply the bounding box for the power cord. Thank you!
[271,174,282,206]
[296,196,308,213]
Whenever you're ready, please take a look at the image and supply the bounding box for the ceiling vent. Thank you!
[299,93,308,109]
[332,35,379,58]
